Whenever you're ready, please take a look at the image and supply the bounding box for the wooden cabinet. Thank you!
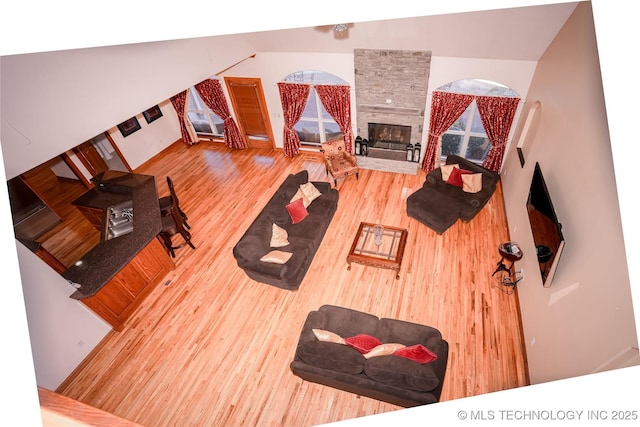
[81,238,173,331]
[76,205,104,232]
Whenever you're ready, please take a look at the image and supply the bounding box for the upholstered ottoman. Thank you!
[406,186,459,234]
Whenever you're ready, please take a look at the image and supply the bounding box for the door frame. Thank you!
[63,132,133,187]
[224,76,275,150]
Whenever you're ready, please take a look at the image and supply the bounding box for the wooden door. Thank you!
[224,77,275,150]
[73,140,109,177]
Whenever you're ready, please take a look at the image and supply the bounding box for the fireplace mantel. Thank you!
[358,104,423,116]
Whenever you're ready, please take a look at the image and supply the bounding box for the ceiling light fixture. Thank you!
[332,23,349,33]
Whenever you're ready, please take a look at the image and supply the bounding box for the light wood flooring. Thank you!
[50,141,529,426]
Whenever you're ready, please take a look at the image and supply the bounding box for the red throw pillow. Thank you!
[393,344,438,364]
[286,198,309,224]
[446,167,473,188]
[344,334,383,354]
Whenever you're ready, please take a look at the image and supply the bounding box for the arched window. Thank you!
[437,79,519,164]
[283,70,348,147]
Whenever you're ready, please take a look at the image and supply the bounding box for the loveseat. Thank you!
[232,170,339,290]
[290,305,449,407]
[406,155,499,234]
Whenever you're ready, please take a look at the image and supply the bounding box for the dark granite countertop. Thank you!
[63,172,165,299]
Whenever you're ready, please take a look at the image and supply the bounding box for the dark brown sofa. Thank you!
[406,155,499,234]
[232,170,339,290]
[290,305,449,407]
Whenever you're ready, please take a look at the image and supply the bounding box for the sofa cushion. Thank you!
[446,167,472,187]
[364,343,406,359]
[462,173,483,193]
[260,250,292,264]
[299,340,365,374]
[300,182,323,204]
[286,198,309,224]
[270,223,290,248]
[315,305,380,338]
[285,214,330,239]
[312,328,346,344]
[305,193,337,217]
[345,334,383,354]
[364,355,440,392]
[375,318,443,345]
[440,163,459,181]
[290,188,311,208]
[393,344,438,364]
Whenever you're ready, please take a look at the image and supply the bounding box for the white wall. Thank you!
[0,34,256,179]
[15,241,112,390]
[49,158,78,180]
[105,99,181,170]
[501,2,638,383]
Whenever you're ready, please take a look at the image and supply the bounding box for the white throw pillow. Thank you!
[440,163,460,181]
[290,188,311,208]
[300,182,322,204]
[462,173,483,193]
[260,250,293,264]
[270,223,290,248]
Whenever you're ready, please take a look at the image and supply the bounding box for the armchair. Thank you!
[320,138,359,187]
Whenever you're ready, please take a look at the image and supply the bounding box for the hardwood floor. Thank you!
[53,141,529,426]
[21,158,100,268]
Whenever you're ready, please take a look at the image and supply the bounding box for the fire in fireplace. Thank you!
[368,123,412,151]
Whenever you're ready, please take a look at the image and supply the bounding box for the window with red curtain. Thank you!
[194,79,246,150]
[282,71,348,150]
[424,79,520,172]
[170,91,196,146]
[277,82,310,157]
[315,84,354,153]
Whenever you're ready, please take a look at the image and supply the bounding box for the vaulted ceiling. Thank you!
[239,2,579,61]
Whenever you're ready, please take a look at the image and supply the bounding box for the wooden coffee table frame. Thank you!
[346,222,408,279]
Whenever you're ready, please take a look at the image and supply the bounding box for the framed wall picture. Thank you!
[143,105,163,124]
[117,117,141,137]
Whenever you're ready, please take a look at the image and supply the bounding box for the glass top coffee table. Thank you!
[347,222,408,279]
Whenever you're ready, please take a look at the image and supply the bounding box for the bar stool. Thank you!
[159,176,190,229]
[158,192,195,258]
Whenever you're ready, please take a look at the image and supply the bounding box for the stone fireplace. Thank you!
[354,49,431,161]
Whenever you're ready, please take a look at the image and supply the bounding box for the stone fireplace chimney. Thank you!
[354,49,431,153]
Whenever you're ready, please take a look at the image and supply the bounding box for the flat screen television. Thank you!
[527,163,565,287]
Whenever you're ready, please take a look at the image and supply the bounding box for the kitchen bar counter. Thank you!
[64,171,168,299]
